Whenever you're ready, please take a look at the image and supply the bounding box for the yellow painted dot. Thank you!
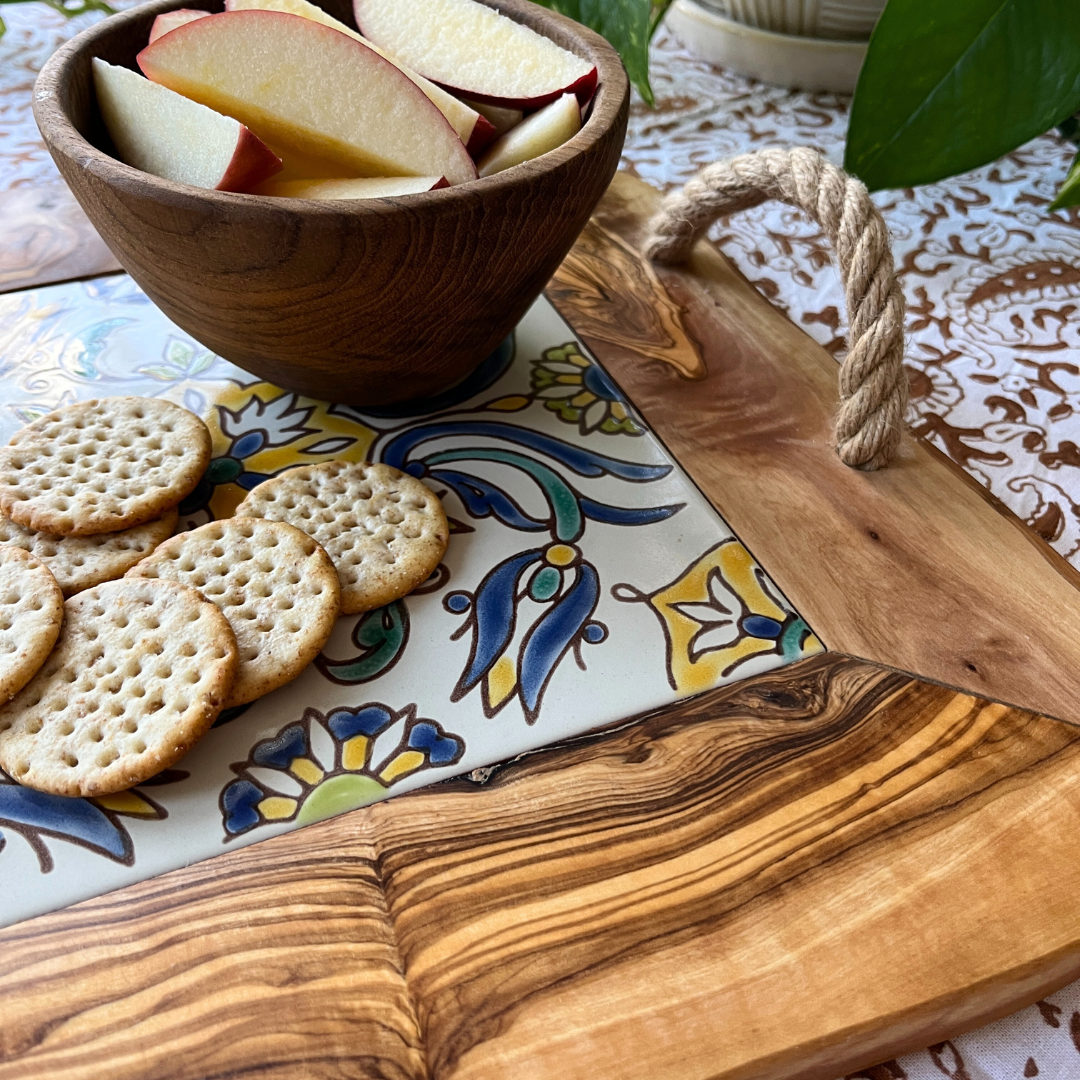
[545,544,577,567]
[289,757,324,785]
[258,796,298,821]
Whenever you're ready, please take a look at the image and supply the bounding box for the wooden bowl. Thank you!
[33,0,628,405]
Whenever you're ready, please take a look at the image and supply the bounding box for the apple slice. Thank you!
[477,93,580,178]
[92,58,282,192]
[353,0,597,109]
[461,96,523,137]
[255,176,447,198]
[223,0,496,154]
[138,11,478,185]
[148,8,210,44]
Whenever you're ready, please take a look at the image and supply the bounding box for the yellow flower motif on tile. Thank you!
[613,539,823,694]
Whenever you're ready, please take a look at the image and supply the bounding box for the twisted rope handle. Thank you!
[643,147,907,471]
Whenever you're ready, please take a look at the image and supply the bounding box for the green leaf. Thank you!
[845,0,1080,191]
[1050,147,1080,210]
[532,0,671,106]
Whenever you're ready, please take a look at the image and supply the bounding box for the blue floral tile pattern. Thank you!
[0,276,821,928]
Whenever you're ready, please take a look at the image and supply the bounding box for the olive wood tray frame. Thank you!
[2,173,1080,1080]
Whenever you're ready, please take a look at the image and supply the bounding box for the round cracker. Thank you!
[0,577,237,797]
[128,517,340,708]
[0,397,211,537]
[0,508,178,597]
[0,547,64,708]
[235,461,448,615]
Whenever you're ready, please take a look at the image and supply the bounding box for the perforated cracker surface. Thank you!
[128,517,340,707]
[0,509,178,597]
[0,397,211,537]
[0,577,238,797]
[0,547,63,708]
[235,461,448,615]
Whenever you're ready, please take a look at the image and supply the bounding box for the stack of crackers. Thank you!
[0,396,449,798]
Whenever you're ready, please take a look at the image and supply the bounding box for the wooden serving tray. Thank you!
[3,173,1080,1080]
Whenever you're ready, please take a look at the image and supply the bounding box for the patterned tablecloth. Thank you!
[3,3,1080,1076]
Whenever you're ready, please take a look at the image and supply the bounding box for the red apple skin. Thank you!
[217,126,284,192]
[464,113,497,157]
[351,0,598,111]
[148,8,210,44]
[444,67,598,112]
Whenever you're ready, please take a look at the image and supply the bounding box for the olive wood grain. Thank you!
[32,0,629,405]
[0,814,426,1080]
[4,655,1080,1080]
[0,182,120,294]
[548,172,1080,724]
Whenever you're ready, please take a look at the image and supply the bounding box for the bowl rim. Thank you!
[32,0,629,216]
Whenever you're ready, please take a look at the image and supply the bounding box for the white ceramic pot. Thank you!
[665,0,878,93]
[692,0,885,40]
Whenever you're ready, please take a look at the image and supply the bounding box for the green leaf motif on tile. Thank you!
[532,0,672,106]
[845,0,1080,191]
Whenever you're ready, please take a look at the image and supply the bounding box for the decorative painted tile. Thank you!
[0,275,822,928]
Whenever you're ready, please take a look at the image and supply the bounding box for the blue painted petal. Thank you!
[461,550,544,691]
[407,722,463,766]
[579,498,684,526]
[381,422,671,481]
[231,431,266,459]
[582,362,623,401]
[221,779,263,835]
[326,705,396,741]
[0,785,129,858]
[430,469,547,532]
[742,615,783,639]
[252,724,308,768]
[518,563,600,719]
[238,471,272,491]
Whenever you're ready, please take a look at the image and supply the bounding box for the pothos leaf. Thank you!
[846,0,1080,191]
[532,0,672,107]
[1050,148,1080,211]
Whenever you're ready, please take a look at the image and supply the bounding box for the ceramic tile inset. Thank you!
[0,276,823,927]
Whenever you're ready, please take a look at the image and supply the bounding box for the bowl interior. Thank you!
[54,0,623,196]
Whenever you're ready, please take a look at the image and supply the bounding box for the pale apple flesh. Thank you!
[148,8,210,44]
[353,0,597,109]
[461,95,523,137]
[222,0,495,154]
[92,57,282,192]
[138,11,478,184]
[477,93,580,178]
[254,175,447,198]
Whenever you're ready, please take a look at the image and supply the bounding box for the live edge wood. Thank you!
[548,172,1080,725]
[31,0,628,405]
[5,655,1080,1080]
